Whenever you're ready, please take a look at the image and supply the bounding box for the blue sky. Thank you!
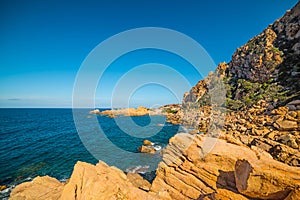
[0,0,298,108]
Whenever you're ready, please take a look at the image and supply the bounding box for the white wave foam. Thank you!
[59,178,69,183]
[125,165,150,174]
[24,177,32,181]
[153,145,161,151]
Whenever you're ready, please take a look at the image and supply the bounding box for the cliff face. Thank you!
[183,1,300,110]
[9,2,300,200]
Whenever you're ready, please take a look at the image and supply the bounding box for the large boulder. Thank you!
[138,145,156,154]
[235,159,300,199]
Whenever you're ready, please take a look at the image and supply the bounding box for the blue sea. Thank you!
[0,108,181,198]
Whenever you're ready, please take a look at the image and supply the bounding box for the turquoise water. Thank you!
[0,109,180,189]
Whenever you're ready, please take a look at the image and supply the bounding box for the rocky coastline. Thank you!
[9,2,300,200]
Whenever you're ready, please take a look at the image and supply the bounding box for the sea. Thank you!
[0,108,182,199]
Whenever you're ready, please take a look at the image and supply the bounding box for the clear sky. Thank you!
[0,0,298,108]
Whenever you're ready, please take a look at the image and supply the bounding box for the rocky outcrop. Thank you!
[138,140,161,154]
[151,133,300,200]
[138,145,157,154]
[10,161,171,200]
[59,161,167,200]
[10,133,300,200]
[10,176,64,200]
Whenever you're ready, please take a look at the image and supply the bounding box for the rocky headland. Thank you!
[9,2,300,200]
[90,106,154,117]
[90,105,181,119]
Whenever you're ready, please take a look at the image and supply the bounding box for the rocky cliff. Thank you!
[180,1,300,167]
[9,2,300,200]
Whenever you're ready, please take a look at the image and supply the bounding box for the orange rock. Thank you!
[235,159,300,199]
[138,145,156,154]
[98,107,151,117]
[10,176,64,200]
[151,133,300,200]
[127,172,151,191]
[0,185,7,191]
[60,161,168,200]
[275,120,298,131]
[271,107,289,116]
[143,140,153,146]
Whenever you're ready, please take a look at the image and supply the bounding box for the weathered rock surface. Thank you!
[10,161,171,200]
[222,102,300,167]
[151,133,300,200]
[10,176,64,200]
[60,161,165,200]
[126,172,151,191]
[235,159,300,199]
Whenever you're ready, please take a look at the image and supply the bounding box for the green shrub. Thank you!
[165,109,178,114]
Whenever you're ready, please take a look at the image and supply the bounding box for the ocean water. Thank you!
[0,108,180,196]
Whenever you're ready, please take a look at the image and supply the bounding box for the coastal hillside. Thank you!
[9,2,300,200]
[180,0,300,166]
